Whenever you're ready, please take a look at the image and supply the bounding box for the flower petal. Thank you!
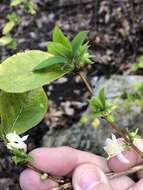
[6,133,21,142]
[21,135,29,142]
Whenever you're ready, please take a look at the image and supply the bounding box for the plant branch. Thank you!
[78,71,143,157]
[78,70,143,157]
[107,164,143,179]
[78,71,94,95]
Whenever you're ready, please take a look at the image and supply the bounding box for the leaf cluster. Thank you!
[11,148,33,165]
[0,26,91,142]
[33,26,92,72]
[89,88,116,122]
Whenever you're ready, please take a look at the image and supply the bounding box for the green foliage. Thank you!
[0,36,13,46]
[132,56,143,71]
[127,129,140,141]
[121,82,143,110]
[2,13,21,35]
[11,0,37,15]
[0,13,20,49]
[52,26,72,49]
[0,50,70,93]
[7,13,21,24]
[0,88,48,135]
[89,88,116,121]
[2,21,15,35]
[11,148,33,165]
[33,56,67,71]
[34,26,92,72]
[71,31,88,56]
[11,0,26,6]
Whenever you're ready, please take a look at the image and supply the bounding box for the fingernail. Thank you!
[77,169,109,190]
[133,139,143,151]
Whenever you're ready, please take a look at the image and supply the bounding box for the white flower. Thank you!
[104,134,130,164]
[6,132,28,152]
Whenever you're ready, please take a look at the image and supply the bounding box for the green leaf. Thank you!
[48,42,72,58]
[99,88,106,107]
[3,21,15,35]
[33,55,67,71]
[132,56,143,71]
[27,1,37,15]
[11,148,33,165]
[0,36,13,46]
[53,26,72,50]
[7,13,21,24]
[0,50,70,93]
[0,88,48,135]
[10,0,25,6]
[71,31,88,56]
[90,96,103,111]
[8,38,17,50]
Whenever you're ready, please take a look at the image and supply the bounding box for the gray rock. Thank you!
[42,75,143,155]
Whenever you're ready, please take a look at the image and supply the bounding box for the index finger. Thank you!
[29,146,109,176]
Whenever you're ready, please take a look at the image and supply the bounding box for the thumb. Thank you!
[72,163,112,190]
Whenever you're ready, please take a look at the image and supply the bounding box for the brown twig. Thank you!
[107,164,143,179]
[78,71,94,95]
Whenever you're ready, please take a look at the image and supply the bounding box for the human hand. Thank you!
[20,140,143,190]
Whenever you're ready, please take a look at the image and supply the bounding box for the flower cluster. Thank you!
[6,132,28,152]
[104,134,130,164]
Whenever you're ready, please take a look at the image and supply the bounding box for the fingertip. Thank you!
[72,163,112,190]
[110,176,135,190]
[20,169,58,190]
[108,150,138,172]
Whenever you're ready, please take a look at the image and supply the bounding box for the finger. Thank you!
[20,169,58,190]
[127,179,143,190]
[110,176,135,190]
[108,139,143,172]
[29,146,109,176]
[72,163,112,190]
[108,149,138,172]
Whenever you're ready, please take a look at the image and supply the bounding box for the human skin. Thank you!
[20,140,143,190]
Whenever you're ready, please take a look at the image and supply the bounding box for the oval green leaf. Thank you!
[0,88,48,135]
[0,50,70,93]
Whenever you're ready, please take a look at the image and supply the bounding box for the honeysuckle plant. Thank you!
[0,25,142,182]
